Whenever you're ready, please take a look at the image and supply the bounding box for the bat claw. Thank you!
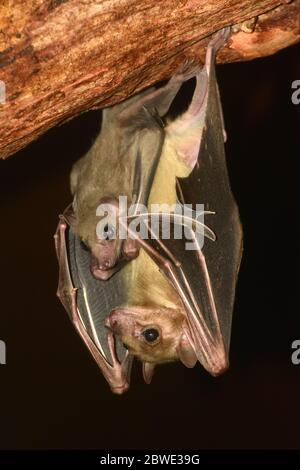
[111,382,130,394]
[208,27,231,53]
[209,358,229,376]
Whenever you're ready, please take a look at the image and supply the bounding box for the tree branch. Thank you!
[0,0,299,159]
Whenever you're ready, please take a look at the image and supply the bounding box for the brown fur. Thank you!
[70,122,135,250]
[72,84,198,363]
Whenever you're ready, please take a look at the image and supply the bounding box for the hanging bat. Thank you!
[55,27,243,392]
[69,63,198,280]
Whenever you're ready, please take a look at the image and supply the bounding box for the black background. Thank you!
[0,41,299,450]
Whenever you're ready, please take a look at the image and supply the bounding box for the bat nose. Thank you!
[99,259,111,269]
[90,256,114,280]
[105,315,118,329]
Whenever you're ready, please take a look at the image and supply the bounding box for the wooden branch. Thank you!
[0,0,299,159]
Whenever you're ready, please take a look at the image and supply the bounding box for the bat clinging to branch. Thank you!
[55,27,243,393]
[69,64,197,280]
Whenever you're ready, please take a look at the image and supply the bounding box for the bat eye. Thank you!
[80,240,90,252]
[102,224,115,240]
[142,328,159,343]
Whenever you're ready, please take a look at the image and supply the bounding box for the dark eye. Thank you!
[142,328,159,343]
[80,240,90,252]
[102,224,115,240]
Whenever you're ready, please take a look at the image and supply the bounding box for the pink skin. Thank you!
[55,217,133,394]
[90,235,140,281]
[90,198,120,280]
[90,239,120,280]
[89,199,140,280]
[105,309,137,336]
[122,238,140,261]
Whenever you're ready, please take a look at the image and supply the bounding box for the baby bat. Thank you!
[55,27,243,393]
[69,65,197,280]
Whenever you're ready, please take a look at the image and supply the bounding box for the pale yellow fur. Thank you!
[126,131,192,309]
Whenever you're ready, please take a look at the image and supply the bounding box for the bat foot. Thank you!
[208,27,231,54]
[171,59,201,85]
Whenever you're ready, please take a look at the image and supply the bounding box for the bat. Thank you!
[55,27,243,393]
[69,63,197,280]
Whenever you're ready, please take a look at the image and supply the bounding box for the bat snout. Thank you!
[89,238,120,279]
[90,265,113,281]
[100,259,111,269]
[106,309,136,336]
[91,253,114,270]
[90,253,117,280]
[105,312,123,334]
[105,314,117,329]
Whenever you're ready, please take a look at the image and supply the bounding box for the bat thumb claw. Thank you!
[110,382,130,394]
[208,356,229,376]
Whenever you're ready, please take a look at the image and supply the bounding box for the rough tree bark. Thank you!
[0,0,299,159]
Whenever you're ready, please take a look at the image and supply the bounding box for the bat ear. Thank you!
[142,362,155,384]
[176,331,197,369]
[63,203,77,228]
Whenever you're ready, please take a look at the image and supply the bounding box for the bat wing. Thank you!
[121,60,202,210]
[54,212,133,394]
[175,61,243,364]
[97,63,203,275]
[53,66,198,382]
[138,28,243,375]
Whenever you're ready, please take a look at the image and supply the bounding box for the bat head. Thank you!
[71,197,140,280]
[105,306,197,368]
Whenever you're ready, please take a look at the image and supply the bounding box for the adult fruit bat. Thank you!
[55,27,243,393]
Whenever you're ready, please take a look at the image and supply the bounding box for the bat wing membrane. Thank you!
[138,29,242,374]
[54,215,133,394]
